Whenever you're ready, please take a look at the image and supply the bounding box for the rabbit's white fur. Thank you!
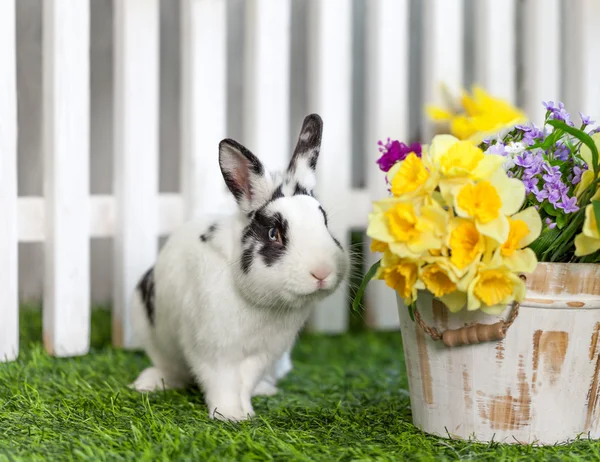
[130,114,349,421]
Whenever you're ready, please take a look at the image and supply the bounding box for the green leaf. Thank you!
[593,200,600,237]
[547,119,599,177]
[408,302,415,322]
[543,202,560,217]
[529,227,561,260]
[556,213,567,230]
[351,260,381,311]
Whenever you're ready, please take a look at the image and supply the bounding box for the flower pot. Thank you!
[397,262,600,445]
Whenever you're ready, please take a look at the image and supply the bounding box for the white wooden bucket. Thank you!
[397,262,600,445]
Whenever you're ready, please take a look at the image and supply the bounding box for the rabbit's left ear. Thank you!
[219,139,272,213]
[287,114,322,191]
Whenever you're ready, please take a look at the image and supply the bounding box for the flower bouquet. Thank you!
[355,91,600,444]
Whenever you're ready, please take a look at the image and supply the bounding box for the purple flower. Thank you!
[376,139,422,172]
[523,177,539,194]
[486,142,506,156]
[559,195,580,214]
[547,101,574,126]
[543,101,557,112]
[548,188,562,205]
[573,165,584,184]
[516,123,545,146]
[535,188,549,201]
[542,164,561,184]
[545,217,557,230]
[580,112,595,126]
[554,142,570,161]
[515,152,535,168]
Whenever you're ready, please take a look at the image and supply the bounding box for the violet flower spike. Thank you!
[545,218,557,230]
[376,139,422,172]
[559,195,580,214]
[580,112,595,126]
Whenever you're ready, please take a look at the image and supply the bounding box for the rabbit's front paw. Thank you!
[208,402,253,422]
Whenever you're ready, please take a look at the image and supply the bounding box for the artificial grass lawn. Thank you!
[2,309,600,461]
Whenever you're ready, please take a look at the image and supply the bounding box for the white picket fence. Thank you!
[2,0,600,362]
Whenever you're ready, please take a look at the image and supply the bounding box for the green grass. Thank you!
[1,308,600,461]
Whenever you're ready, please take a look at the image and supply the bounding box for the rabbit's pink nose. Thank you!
[311,267,332,281]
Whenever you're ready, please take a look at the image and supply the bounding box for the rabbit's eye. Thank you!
[268,227,280,242]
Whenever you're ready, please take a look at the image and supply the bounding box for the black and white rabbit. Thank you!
[130,114,349,421]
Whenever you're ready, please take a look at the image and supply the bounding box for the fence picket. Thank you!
[421,0,464,139]
[42,0,91,357]
[113,0,159,348]
[521,0,560,125]
[244,0,291,170]
[181,0,231,219]
[563,0,600,124]
[474,0,516,103]
[364,0,409,329]
[0,0,18,362]
[306,0,352,333]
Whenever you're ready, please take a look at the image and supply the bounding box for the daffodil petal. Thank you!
[480,304,509,315]
[511,206,542,248]
[495,175,526,215]
[575,233,600,257]
[406,234,442,255]
[426,105,453,121]
[504,248,538,273]
[472,154,506,180]
[429,134,460,166]
[476,215,510,244]
[580,132,600,168]
[366,213,395,243]
[576,170,596,197]
[582,204,600,239]
[438,291,467,313]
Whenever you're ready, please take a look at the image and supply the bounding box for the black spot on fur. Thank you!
[293,183,311,196]
[241,245,255,274]
[200,223,218,242]
[258,212,289,266]
[309,154,318,170]
[241,209,290,268]
[137,267,156,326]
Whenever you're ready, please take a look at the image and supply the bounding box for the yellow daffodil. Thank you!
[495,207,541,273]
[575,190,600,256]
[426,85,528,144]
[466,263,527,315]
[386,152,439,206]
[375,251,420,304]
[366,198,448,258]
[370,239,388,254]
[453,169,525,244]
[575,133,600,197]
[427,134,506,202]
[447,218,486,274]
[420,260,458,298]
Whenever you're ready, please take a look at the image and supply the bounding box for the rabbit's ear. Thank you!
[219,139,272,211]
[287,114,322,191]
